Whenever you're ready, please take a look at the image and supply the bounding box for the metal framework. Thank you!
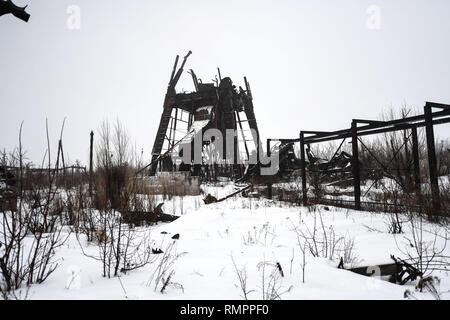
[299,102,450,217]
[146,51,263,179]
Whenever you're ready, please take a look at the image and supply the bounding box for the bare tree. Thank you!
[1,121,68,298]
[95,119,136,211]
[374,105,427,193]
[395,212,448,277]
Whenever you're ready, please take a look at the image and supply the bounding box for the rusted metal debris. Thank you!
[341,255,423,285]
[264,137,355,184]
[119,203,179,226]
[266,139,303,179]
[203,184,252,204]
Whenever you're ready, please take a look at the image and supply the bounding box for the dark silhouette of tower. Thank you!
[148,51,262,179]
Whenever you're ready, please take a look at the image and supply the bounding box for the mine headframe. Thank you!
[147,51,262,179]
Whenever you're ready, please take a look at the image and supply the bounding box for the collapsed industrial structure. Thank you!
[143,51,367,185]
[143,51,450,216]
[2,52,447,216]
[144,51,316,183]
[144,51,263,181]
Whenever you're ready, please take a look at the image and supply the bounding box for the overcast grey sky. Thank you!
[1,0,449,166]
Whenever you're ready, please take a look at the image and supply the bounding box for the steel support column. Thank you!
[424,103,441,216]
[89,130,94,195]
[351,121,361,210]
[300,132,307,206]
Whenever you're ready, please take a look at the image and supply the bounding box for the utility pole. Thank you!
[89,131,94,195]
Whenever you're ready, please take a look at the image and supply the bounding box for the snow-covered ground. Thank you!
[7,185,450,300]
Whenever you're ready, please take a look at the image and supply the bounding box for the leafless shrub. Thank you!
[230,255,292,300]
[341,236,362,267]
[395,212,448,277]
[436,139,450,177]
[160,270,185,294]
[405,276,444,300]
[73,193,97,242]
[416,276,441,299]
[147,241,185,293]
[120,186,157,227]
[92,119,159,226]
[299,241,307,283]
[77,210,155,278]
[1,121,68,298]
[290,210,342,260]
[94,119,134,211]
[70,119,167,280]
[242,223,276,246]
[376,106,426,193]
[290,210,361,268]
[231,255,254,300]
[257,260,292,300]
[308,171,325,201]
[386,212,404,234]
[439,183,450,218]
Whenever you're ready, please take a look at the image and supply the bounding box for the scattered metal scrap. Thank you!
[265,137,354,184]
[266,139,302,178]
[119,203,179,226]
[341,255,423,285]
[203,184,252,204]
